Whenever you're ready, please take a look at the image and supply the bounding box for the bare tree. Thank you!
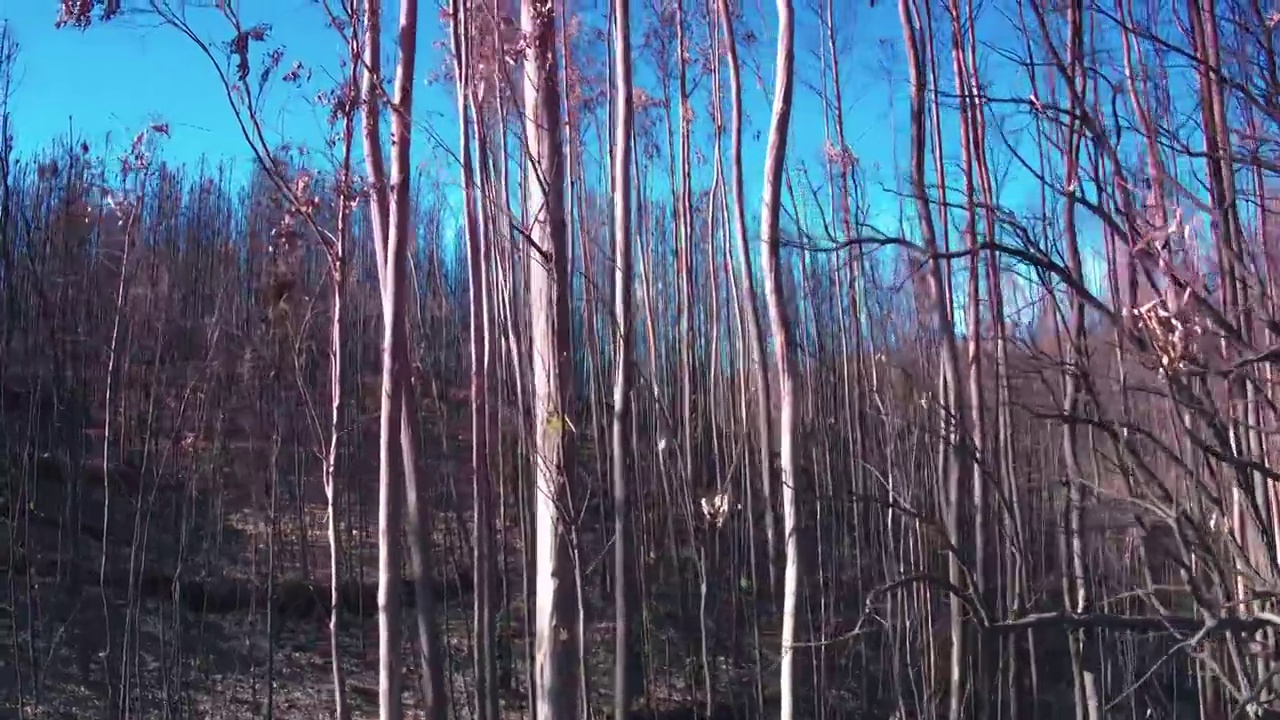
[0,21,16,352]
[39,0,1280,718]
[446,2,498,719]
[519,0,582,715]
[716,0,777,665]
[609,0,638,713]
[756,0,801,715]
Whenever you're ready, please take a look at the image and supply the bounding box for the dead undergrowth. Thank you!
[0,407,762,719]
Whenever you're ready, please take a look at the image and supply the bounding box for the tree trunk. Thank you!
[757,0,800,713]
[448,3,497,718]
[896,0,971,716]
[611,0,638,712]
[520,0,582,715]
[359,2,448,717]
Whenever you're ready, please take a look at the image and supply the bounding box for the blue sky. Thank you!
[5,0,910,213]
[3,0,1208,328]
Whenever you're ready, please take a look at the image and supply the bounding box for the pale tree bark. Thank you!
[554,12,594,702]
[358,1,448,717]
[1184,0,1275,703]
[1022,1,1102,716]
[810,12,844,716]
[520,0,581,715]
[324,225,350,720]
[921,6,966,716]
[1188,0,1265,578]
[372,0,411,710]
[355,12,402,711]
[673,0,698,567]
[50,1,450,716]
[896,0,970,716]
[374,134,408,720]
[716,0,778,629]
[360,0,391,280]
[447,2,497,719]
[757,0,800,715]
[610,0,637,712]
[957,0,1027,709]
[945,1,989,711]
[914,11,970,714]
[321,35,361,717]
[718,7,768,708]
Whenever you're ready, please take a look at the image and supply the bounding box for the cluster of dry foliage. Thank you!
[6,0,1280,718]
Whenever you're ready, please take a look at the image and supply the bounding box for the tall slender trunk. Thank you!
[357,7,403,717]
[757,0,800,713]
[324,252,350,720]
[716,0,777,625]
[359,2,447,717]
[449,1,497,717]
[610,0,637,713]
[673,0,697,523]
[946,3,988,713]
[1033,0,1102,716]
[375,100,408,720]
[896,0,970,716]
[323,56,359,713]
[520,0,581,715]
[100,171,140,720]
[707,12,766,706]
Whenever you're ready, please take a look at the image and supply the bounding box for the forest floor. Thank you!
[0,388,762,719]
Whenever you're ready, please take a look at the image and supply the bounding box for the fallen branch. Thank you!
[989,611,1280,636]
